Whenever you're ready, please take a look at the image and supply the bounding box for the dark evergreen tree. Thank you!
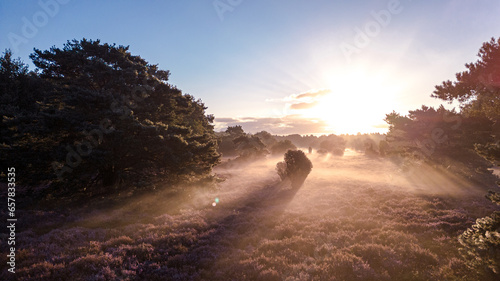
[270,140,296,155]
[432,37,500,126]
[0,50,54,186]
[384,105,493,178]
[1,39,220,198]
[254,130,277,148]
[225,125,244,137]
[419,37,500,277]
[232,135,268,159]
[459,189,500,278]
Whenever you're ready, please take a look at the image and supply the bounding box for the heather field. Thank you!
[1,151,499,280]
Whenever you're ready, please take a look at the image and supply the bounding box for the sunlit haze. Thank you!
[2,2,499,279]
[1,0,499,134]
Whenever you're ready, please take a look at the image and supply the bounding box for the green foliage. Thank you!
[363,139,379,157]
[461,141,500,278]
[253,131,277,148]
[432,37,500,121]
[379,140,389,157]
[458,192,500,277]
[0,50,55,185]
[384,105,493,177]
[431,37,500,279]
[225,125,244,137]
[270,139,296,155]
[216,132,238,157]
[0,39,220,198]
[233,135,268,159]
[382,38,500,277]
[217,128,276,161]
[475,142,500,164]
[319,139,345,156]
[276,150,313,188]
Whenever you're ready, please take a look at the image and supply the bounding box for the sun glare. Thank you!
[298,68,401,135]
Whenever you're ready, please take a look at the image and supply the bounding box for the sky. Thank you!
[1,0,499,135]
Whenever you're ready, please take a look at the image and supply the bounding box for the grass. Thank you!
[1,151,499,280]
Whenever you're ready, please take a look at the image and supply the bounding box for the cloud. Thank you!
[239,117,259,122]
[295,89,331,99]
[290,101,319,110]
[279,88,332,111]
[268,88,332,103]
[215,117,239,123]
[214,89,334,135]
[214,115,329,135]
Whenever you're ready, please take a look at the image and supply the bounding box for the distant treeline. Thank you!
[216,126,391,159]
[215,126,348,164]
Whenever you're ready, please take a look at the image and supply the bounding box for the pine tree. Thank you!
[436,37,500,278]
[1,39,220,198]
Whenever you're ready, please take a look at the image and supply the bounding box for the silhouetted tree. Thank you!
[270,139,296,155]
[384,105,493,178]
[276,150,313,188]
[1,39,220,198]
[431,37,500,171]
[440,39,500,278]
[0,50,54,186]
[319,136,345,156]
[233,135,268,159]
[254,130,277,148]
[225,125,245,137]
[379,140,389,157]
[364,139,379,157]
[432,37,500,127]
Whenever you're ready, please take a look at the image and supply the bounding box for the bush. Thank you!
[332,147,345,156]
[459,190,500,278]
[320,139,345,156]
[276,150,313,188]
[270,140,297,155]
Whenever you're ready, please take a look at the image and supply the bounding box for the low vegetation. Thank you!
[0,37,499,280]
[276,149,313,188]
[1,155,498,280]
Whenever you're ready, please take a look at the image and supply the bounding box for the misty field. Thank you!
[2,151,499,280]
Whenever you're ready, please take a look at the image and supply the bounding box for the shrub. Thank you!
[332,147,345,156]
[320,139,345,156]
[458,191,500,277]
[233,135,269,159]
[276,150,313,188]
[270,140,297,155]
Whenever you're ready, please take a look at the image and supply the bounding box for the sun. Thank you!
[298,68,400,134]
